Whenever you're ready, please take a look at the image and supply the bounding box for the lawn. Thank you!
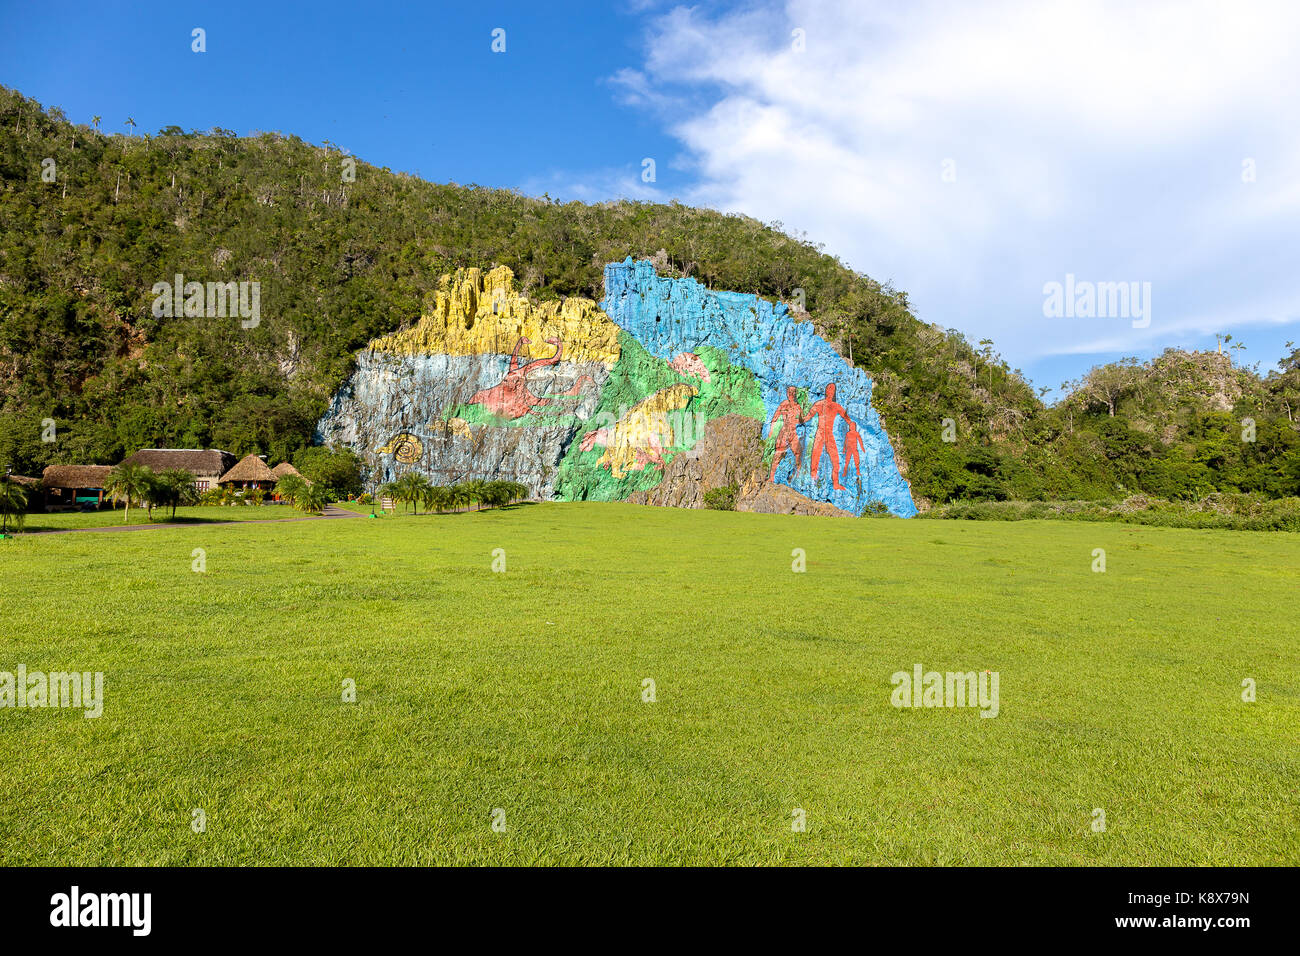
[0,503,1296,865]
[14,504,304,533]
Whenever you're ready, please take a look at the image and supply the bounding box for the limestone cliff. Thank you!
[316,260,917,516]
[627,415,852,516]
[599,258,916,516]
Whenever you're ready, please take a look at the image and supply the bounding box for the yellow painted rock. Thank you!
[369,265,622,366]
[430,417,475,440]
[586,384,698,479]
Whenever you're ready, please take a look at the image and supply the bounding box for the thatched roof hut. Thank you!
[271,462,309,484]
[41,465,113,508]
[121,449,236,486]
[41,465,113,490]
[217,454,278,489]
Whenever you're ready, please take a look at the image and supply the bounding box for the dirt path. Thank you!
[23,504,362,535]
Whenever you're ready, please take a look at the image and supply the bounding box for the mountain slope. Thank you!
[1,86,1296,503]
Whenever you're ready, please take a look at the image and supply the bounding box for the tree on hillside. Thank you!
[1074,358,1142,417]
[978,339,996,388]
[1269,342,1300,424]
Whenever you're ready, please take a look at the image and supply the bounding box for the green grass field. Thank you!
[1,503,1296,865]
[11,504,306,533]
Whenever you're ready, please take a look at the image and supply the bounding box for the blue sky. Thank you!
[3,0,1297,396]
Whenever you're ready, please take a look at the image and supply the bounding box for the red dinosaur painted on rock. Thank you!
[469,337,594,420]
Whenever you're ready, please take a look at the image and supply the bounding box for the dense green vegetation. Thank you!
[1,502,1294,864]
[923,493,1300,532]
[293,444,363,499]
[2,87,1297,505]
[378,476,529,514]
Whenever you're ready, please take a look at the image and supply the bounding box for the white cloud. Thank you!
[616,0,1300,368]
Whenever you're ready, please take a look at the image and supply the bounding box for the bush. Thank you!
[703,485,738,511]
[275,474,307,505]
[860,500,892,517]
[920,494,1300,531]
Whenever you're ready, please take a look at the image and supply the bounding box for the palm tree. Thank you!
[124,117,136,135]
[458,479,486,511]
[294,483,328,515]
[0,473,28,535]
[154,468,198,518]
[412,473,433,513]
[449,483,471,513]
[275,474,307,505]
[103,463,155,524]
[482,481,524,509]
[91,115,101,133]
[393,471,432,514]
[392,474,414,513]
[423,483,451,514]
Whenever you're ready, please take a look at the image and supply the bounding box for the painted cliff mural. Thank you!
[316,260,918,517]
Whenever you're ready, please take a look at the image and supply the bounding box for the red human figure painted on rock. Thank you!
[807,382,851,490]
[768,386,808,482]
[841,418,865,492]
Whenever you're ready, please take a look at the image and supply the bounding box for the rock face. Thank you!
[317,260,917,516]
[600,258,917,517]
[627,414,852,517]
[628,414,763,510]
[317,266,616,494]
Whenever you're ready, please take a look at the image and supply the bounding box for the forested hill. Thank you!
[1,86,1297,504]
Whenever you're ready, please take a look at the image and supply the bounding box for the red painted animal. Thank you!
[470,337,593,419]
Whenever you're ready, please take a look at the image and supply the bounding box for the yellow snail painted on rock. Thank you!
[376,432,423,464]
